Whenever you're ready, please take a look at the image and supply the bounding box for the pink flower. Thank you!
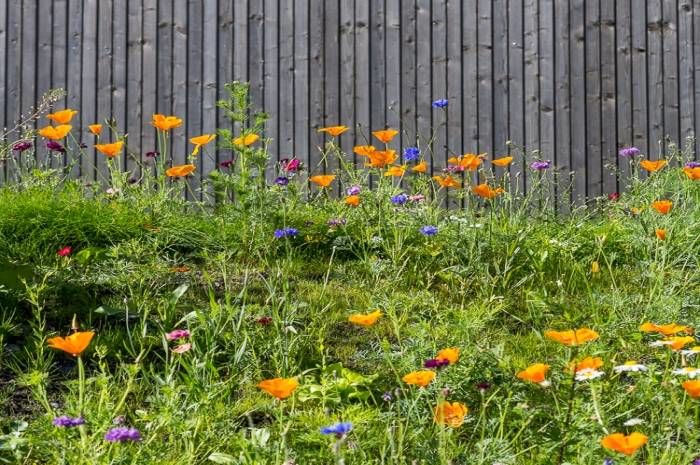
[172,343,192,354]
[166,329,190,341]
[57,246,72,257]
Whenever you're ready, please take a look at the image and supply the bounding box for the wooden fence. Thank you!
[1,0,699,203]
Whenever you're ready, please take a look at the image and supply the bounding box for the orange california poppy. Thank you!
[434,402,468,427]
[472,183,505,199]
[570,356,603,373]
[640,322,692,336]
[639,159,667,172]
[38,124,72,140]
[170,266,191,273]
[600,432,648,456]
[47,331,95,357]
[545,328,599,346]
[661,335,695,351]
[151,114,183,132]
[190,134,216,155]
[436,347,460,365]
[348,310,382,327]
[402,370,436,387]
[682,379,700,398]
[372,128,399,144]
[384,165,406,177]
[683,167,700,180]
[651,200,672,215]
[165,164,196,177]
[432,175,461,189]
[516,363,550,384]
[345,195,360,207]
[448,153,484,171]
[655,228,667,240]
[257,377,299,400]
[88,124,103,135]
[365,150,398,168]
[47,109,78,124]
[318,125,349,137]
[492,156,514,167]
[309,174,336,188]
[95,141,124,158]
[233,133,260,147]
[353,145,376,157]
[412,160,427,173]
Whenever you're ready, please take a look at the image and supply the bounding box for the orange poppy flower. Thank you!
[170,266,191,273]
[353,145,376,157]
[257,377,299,400]
[47,331,95,357]
[491,156,513,167]
[432,175,461,189]
[402,370,436,387]
[472,183,505,199]
[233,133,260,147]
[651,200,672,215]
[345,195,360,207]
[348,310,382,327]
[683,167,700,180]
[165,164,196,177]
[412,161,427,173]
[309,174,336,188]
[640,322,692,336]
[682,379,700,398]
[95,141,124,158]
[655,228,667,240]
[88,124,103,135]
[516,363,550,384]
[600,432,648,456]
[384,165,406,177]
[365,150,397,168]
[434,402,468,427]
[545,328,599,346]
[372,128,399,144]
[47,109,78,124]
[318,125,349,137]
[639,159,667,172]
[190,134,216,155]
[570,356,603,373]
[436,347,460,365]
[151,114,183,132]
[448,153,484,171]
[661,335,695,350]
[38,124,72,140]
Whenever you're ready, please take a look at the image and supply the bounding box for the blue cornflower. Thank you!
[618,146,640,158]
[104,427,141,442]
[53,415,85,428]
[274,228,298,239]
[403,147,421,161]
[432,99,448,108]
[274,176,289,186]
[420,225,438,236]
[390,193,408,205]
[320,422,353,437]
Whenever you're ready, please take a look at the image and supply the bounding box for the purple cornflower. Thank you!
[603,459,614,465]
[432,99,448,108]
[692,457,700,465]
[618,146,640,158]
[219,159,234,168]
[104,427,141,443]
[166,329,190,341]
[420,225,438,236]
[685,161,700,169]
[12,141,32,152]
[390,193,408,206]
[320,422,353,437]
[274,176,289,186]
[403,147,421,161]
[530,160,551,171]
[53,415,85,427]
[346,185,361,196]
[424,358,450,368]
[382,391,393,402]
[328,218,347,227]
[475,381,492,392]
[46,140,66,153]
[274,227,298,239]
[145,151,159,158]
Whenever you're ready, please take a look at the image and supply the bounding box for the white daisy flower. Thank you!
[575,368,605,381]
[623,418,645,426]
[682,346,700,357]
[672,367,700,378]
[613,361,647,373]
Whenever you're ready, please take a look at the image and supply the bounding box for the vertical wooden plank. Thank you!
[492,0,508,160]
[355,0,371,153]
[51,0,68,109]
[662,0,679,151]
[233,0,248,146]
[678,1,694,152]
[248,0,265,115]
[21,0,37,130]
[523,0,539,193]
[186,0,203,197]
[338,0,353,158]
[0,2,6,183]
[141,0,157,161]
[569,0,586,202]
[507,0,525,195]
[631,0,648,158]
[600,0,617,195]
[171,1,187,172]
[554,0,571,210]
[308,0,324,170]
[539,0,555,204]
[446,0,462,162]
[156,1,173,117]
[279,2,295,161]
[81,0,98,180]
[477,0,492,160]
[37,0,53,112]
[323,1,340,177]
[4,1,21,182]
[616,0,633,186]
[66,0,83,177]
[694,2,700,159]
[371,0,387,144]
[218,0,233,168]
[585,0,601,197]
[96,0,113,181]
[416,0,431,165]
[201,0,218,187]
[112,0,128,170]
[386,0,401,153]
[432,0,448,169]
[647,1,664,160]
[263,0,279,166]
[400,0,417,158]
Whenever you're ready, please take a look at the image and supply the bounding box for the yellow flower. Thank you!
[47,109,78,124]
[640,322,692,336]
[344,195,360,207]
[591,261,600,273]
[88,124,103,135]
[348,310,382,327]
[309,174,336,188]
[233,133,260,146]
[38,124,72,140]
[151,114,183,131]
[683,166,700,180]
[432,175,460,188]
[472,183,505,199]
[47,331,95,357]
[365,150,397,168]
[165,164,196,177]
[491,156,513,167]
[448,153,484,171]
[94,141,124,158]
[639,159,667,172]
[600,432,648,456]
[372,128,399,144]
[516,363,549,384]
[545,328,599,346]
[318,125,349,137]
[189,134,216,155]
[570,356,603,373]
[434,402,468,427]
[411,161,427,173]
[435,347,460,365]
[353,145,376,157]
[402,370,436,387]
[257,377,299,400]
[384,165,406,177]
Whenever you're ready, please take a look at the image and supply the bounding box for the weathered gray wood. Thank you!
[37,0,53,114]
[632,0,648,157]
[248,0,265,118]
[307,0,324,171]
[461,0,478,160]
[171,0,188,176]
[186,0,203,198]
[432,0,448,171]
[678,1,695,151]
[355,0,371,156]
[141,0,158,165]
[0,2,6,182]
[20,0,37,131]
[66,0,83,178]
[600,0,617,195]
[113,0,128,171]
[539,0,555,205]
[492,0,508,162]
[523,0,538,193]
[694,1,700,159]
[554,0,571,212]
[262,0,278,168]
[400,0,417,162]
[507,0,525,195]
[585,0,602,197]
[156,0,173,118]
[371,0,387,143]
[202,0,218,192]
[647,1,664,161]
[386,0,401,151]
[477,0,492,162]
[125,0,144,173]
[662,0,680,154]
[616,0,633,186]
[279,1,294,162]
[81,0,98,180]
[569,0,587,203]
[338,0,354,160]
[96,0,113,182]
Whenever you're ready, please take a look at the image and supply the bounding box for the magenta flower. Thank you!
[12,141,32,152]
[57,246,73,257]
[530,160,551,170]
[166,329,190,341]
[618,146,640,158]
[219,159,234,168]
[46,140,66,153]
[281,158,301,172]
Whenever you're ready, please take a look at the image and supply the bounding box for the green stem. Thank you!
[556,347,579,465]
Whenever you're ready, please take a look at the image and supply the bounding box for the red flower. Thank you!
[608,192,620,201]
[57,246,73,257]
